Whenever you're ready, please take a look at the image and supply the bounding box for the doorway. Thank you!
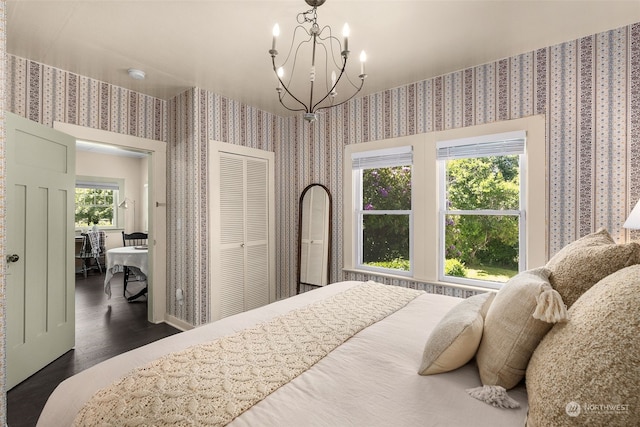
[53,122,167,323]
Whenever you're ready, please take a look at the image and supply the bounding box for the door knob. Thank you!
[6,254,19,263]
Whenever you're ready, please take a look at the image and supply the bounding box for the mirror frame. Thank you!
[297,183,332,294]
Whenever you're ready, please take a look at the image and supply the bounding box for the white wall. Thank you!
[75,150,147,250]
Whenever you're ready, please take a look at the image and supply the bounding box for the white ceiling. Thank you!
[7,1,640,118]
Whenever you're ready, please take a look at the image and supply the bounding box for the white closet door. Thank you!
[219,155,246,318]
[244,158,270,311]
[212,144,274,321]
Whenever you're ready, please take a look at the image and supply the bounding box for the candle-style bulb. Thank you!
[330,70,337,96]
[272,24,280,51]
[342,23,350,52]
[276,67,284,91]
[359,51,367,75]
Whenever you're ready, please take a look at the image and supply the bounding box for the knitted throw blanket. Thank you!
[73,282,423,426]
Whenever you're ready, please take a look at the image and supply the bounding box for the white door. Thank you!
[210,142,275,321]
[218,153,246,318]
[5,112,76,389]
[218,153,270,318]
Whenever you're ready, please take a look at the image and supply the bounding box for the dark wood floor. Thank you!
[7,271,180,427]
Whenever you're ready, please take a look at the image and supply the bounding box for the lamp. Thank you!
[269,0,367,122]
[623,199,640,229]
[118,197,136,230]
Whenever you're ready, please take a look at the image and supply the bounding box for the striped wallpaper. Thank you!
[283,23,640,297]
[3,22,640,328]
[7,56,167,142]
[166,89,280,325]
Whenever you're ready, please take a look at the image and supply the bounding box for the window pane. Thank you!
[75,187,116,228]
[362,166,411,210]
[362,214,410,271]
[446,155,519,210]
[444,214,519,283]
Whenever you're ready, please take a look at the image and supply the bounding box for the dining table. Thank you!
[104,246,148,301]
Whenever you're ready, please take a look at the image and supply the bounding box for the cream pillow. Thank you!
[418,292,494,375]
[546,228,640,307]
[476,267,567,390]
[526,265,640,427]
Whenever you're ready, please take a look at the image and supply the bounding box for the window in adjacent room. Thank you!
[75,176,124,230]
[437,131,525,288]
[353,146,413,275]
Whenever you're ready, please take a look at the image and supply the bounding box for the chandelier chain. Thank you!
[297,8,318,25]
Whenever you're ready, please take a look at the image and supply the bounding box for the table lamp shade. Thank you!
[623,199,640,229]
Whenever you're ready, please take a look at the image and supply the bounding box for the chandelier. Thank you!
[269,0,367,122]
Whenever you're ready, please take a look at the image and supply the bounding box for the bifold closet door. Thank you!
[216,150,271,320]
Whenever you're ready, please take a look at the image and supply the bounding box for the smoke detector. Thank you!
[127,68,146,80]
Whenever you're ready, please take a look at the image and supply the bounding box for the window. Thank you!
[437,131,526,288]
[75,176,125,230]
[353,146,413,274]
[343,116,546,290]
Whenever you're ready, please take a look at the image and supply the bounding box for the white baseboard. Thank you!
[164,314,194,331]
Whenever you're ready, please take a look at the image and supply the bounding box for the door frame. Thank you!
[53,122,167,323]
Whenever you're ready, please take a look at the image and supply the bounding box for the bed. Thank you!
[40,228,640,426]
[37,280,528,426]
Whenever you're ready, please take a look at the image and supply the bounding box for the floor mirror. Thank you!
[297,184,332,293]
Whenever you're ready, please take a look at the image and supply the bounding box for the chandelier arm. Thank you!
[314,38,337,97]
[310,54,347,112]
[316,26,345,70]
[315,76,365,112]
[278,97,310,113]
[272,55,310,112]
[280,25,313,67]
[341,69,365,90]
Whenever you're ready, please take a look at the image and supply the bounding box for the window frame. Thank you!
[342,116,547,291]
[352,146,414,276]
[75,175,125,231]
[437,131,527,289]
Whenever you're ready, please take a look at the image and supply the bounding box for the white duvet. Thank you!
[37,281,528,426]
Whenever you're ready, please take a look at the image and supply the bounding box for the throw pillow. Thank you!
[475,267,567,390]
[418,292,494,375]
[526,264,640,427]
[545,228,640,308]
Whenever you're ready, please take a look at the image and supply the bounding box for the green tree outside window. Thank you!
[444,155,520,281]
[75,188,115,228]
[361,165,411,271]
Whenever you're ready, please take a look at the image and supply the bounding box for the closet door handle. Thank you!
[240,243,245,248]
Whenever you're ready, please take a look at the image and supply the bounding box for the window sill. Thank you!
[342,267,498,295]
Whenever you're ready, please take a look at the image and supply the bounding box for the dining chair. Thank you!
[121,231,149,297]
[75,231,106,278]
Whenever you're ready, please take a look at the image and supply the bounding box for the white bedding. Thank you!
[37,281,528,426]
